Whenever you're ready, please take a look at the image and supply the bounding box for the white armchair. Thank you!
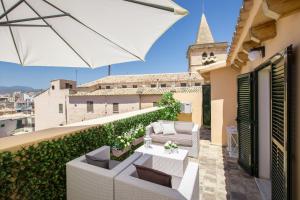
[115,154,199,200]
[66,146,142,200]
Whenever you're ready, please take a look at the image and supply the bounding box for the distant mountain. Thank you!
[0,86,42,94]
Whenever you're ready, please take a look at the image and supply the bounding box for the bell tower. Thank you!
[187,12,228,72]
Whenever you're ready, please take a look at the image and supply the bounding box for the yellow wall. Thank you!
[231,11,300,199]
[174,92,202,126]
[138,93,202,126]
[210,67,238,146]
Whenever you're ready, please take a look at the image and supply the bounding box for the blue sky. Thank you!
[0,0,242,89]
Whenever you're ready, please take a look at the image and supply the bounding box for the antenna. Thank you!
[202,0,205,14]
[108,65,111,76]
[75,69,78,83]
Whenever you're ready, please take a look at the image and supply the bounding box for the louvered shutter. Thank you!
[237,73,254,175]
[271,47,293,200]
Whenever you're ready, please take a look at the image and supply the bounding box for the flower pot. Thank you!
[112,146,131,157]
[132,137,144,146]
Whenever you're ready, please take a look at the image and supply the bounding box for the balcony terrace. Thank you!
[0,107,262,200]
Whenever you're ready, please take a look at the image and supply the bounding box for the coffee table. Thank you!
[135,144,188,177]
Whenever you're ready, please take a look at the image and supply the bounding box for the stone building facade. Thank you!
[35,73,203,131]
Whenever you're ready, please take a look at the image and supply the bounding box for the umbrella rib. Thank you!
[0,24,50,27]
[41,0,144,61]
[123,0,174,13]
[0,14,68,25]
[24,0,92,68]
[0,0,23,66]
[0,0,25,21]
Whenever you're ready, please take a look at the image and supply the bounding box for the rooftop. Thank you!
[79,72,202,87]
[196,14,214,44]
[71,86,202,96]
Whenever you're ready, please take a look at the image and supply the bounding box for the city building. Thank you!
[0,113,35,138]
[34,73,203,131]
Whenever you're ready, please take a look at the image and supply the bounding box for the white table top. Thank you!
[135,144,188,161]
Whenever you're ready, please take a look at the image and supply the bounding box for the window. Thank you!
[160,84,166,88]
[195,83,201,86]
[106,86,111,89]
[52,85,55,90]
[133,85,138,88]
[180,83,187,87]
[122,85,127,88]
[87,101,94,113]
[202,52,207,58]
[59,104,63,114]
[210,52,215,57]
[99,85,102,89]
[0,124,5,128]
[151,84,156,88]
[113,103,119,114]
[65,83,72,89]
[153,102,158,107]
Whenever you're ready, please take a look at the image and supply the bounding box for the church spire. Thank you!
[196,13,214,44]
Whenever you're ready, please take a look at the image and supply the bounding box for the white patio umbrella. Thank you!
[0,0,188,68]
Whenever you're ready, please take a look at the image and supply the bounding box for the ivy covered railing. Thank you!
[0,106,178,200]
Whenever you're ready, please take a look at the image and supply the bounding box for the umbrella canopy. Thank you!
[0,0,188,68]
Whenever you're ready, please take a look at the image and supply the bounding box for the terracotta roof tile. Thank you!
[79,72,202,87]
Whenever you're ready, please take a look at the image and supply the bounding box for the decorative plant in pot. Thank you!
[112,133,133,157]
[132,124,145,146]
[164,141,178,154]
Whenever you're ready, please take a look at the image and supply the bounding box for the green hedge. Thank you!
[0,108,174,200]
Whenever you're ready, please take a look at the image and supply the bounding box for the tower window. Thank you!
[210,52,214,57]
[202,52,207,58]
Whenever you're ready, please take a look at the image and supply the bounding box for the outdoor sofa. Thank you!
[115,154,199,200]
[66,146,142,200]
[146,121,199,158]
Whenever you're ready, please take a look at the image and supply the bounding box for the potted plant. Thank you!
[132,125,145,146]
[164,141,178,154]
[112,134,132,157]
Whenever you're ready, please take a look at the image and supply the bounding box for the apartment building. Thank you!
[34,73,203,131]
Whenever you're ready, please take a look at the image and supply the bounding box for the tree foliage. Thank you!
[158,92,181,121]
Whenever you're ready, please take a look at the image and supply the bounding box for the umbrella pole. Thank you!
[108,65,111,76]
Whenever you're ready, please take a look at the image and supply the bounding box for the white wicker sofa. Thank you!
[115,154,199,200]
[146,121,199,158]
[66,146,142,200]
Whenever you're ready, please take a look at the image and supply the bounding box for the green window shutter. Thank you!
[202,84,211,127]
[271,47,293,200]
[237,73,254,175]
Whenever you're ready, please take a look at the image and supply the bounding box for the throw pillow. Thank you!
[174,121,194,134]
[161,123,176,135]
[134,164,172,188]
[85,154,109,169]
[152,122,163,134]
